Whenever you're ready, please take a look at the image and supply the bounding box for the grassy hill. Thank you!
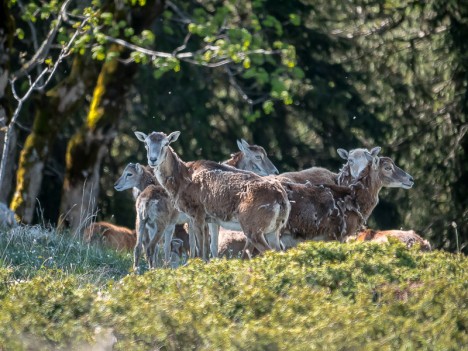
[0,226,467,350]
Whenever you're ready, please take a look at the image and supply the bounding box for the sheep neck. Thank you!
[154,146,190,198]
[352,165,383,221]
[223,152,243,168]
[137,168,158,191]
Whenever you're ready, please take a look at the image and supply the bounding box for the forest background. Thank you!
[0,0,466,252]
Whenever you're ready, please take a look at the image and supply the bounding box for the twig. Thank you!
[166,1,192,24]
[12,0,73,80]
[0,13,90,193]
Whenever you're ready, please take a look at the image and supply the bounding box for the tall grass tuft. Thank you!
[0,225,132,286]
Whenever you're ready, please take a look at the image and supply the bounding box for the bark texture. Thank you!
[10,58,97,223]
[0,2,16,203]
[59,0,165,232]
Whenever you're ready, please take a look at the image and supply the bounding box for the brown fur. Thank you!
[278,147,376,186]
[276,156,413,248]
[278,167,339,185]
[115,163,188,270]
[84,221,136,251]
[173,223,190,257]
[223,140,278,176]
[134,184,188,269]
[356,229,431,251]
[218,228,248,258]
[114,163,157,192]
[143,131,290,260]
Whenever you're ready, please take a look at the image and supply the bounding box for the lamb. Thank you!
[355,229,431,251]
[217,228,248,258]
[83,221,136,251]
[114,163,187,269]
[135,130,291,260]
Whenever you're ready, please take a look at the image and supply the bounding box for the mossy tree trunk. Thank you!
[0,1,17,203]
[59,0,164,232]
[59,46,133,231]
[9,57,98,223]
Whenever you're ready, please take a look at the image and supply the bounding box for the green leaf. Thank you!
[263,100,274,114]
[289,14,301,26]
[124,27,135,37]
[243,57,251,69]
[100,12,113,25]
[15,28,24,40]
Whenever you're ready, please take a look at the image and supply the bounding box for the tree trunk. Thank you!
[59,45,136,232]
[59,0,165,232]
[9,57,97,223]
[0,1,16,203]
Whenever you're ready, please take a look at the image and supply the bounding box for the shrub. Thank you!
[0,226,466,350]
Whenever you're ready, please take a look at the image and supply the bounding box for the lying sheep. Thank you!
[355,229,431,251]
[83,221,136,251]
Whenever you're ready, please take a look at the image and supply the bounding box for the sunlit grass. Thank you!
[0,225,132,286]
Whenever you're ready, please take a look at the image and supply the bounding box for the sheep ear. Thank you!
[135,163,143,174]
[364,151,374,162]
[135,131,147,142]
[167,131,180,144]
[237,139,250,154]
[372,156,380,170]
[370,146,381,157]
[241,139,251,148]
[337,148,349,160]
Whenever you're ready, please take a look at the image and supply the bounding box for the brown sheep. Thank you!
[217,228,247,258]
[135,130,290,260]
[276,155,414,248]
[355,229,431,251]
[84,221,136,251]
[223,139,279,176]
[278,147,382,186]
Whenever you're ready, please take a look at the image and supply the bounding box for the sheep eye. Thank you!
[126,173,132,177]
[385,167,392,171]
[255,155,262,160]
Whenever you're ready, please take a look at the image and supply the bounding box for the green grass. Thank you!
[0,225,132,285]
[0,225,467,350]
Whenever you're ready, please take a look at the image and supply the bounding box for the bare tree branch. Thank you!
[0,12,90,193]
[103,34,280,68]
[12,0,73,80]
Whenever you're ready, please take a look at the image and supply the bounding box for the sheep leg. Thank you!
[134,216,146,273]
[241,238,254,259]
[190,216,209,261]
[250,233,272,255]
[162,223,176,267]
[145,222,158,268]
[202,223,210,260]
[267,230,282,251]
[208,223,219,258]
[147,222,167,268]
[188,216,207,260]
[187,219,198,259]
